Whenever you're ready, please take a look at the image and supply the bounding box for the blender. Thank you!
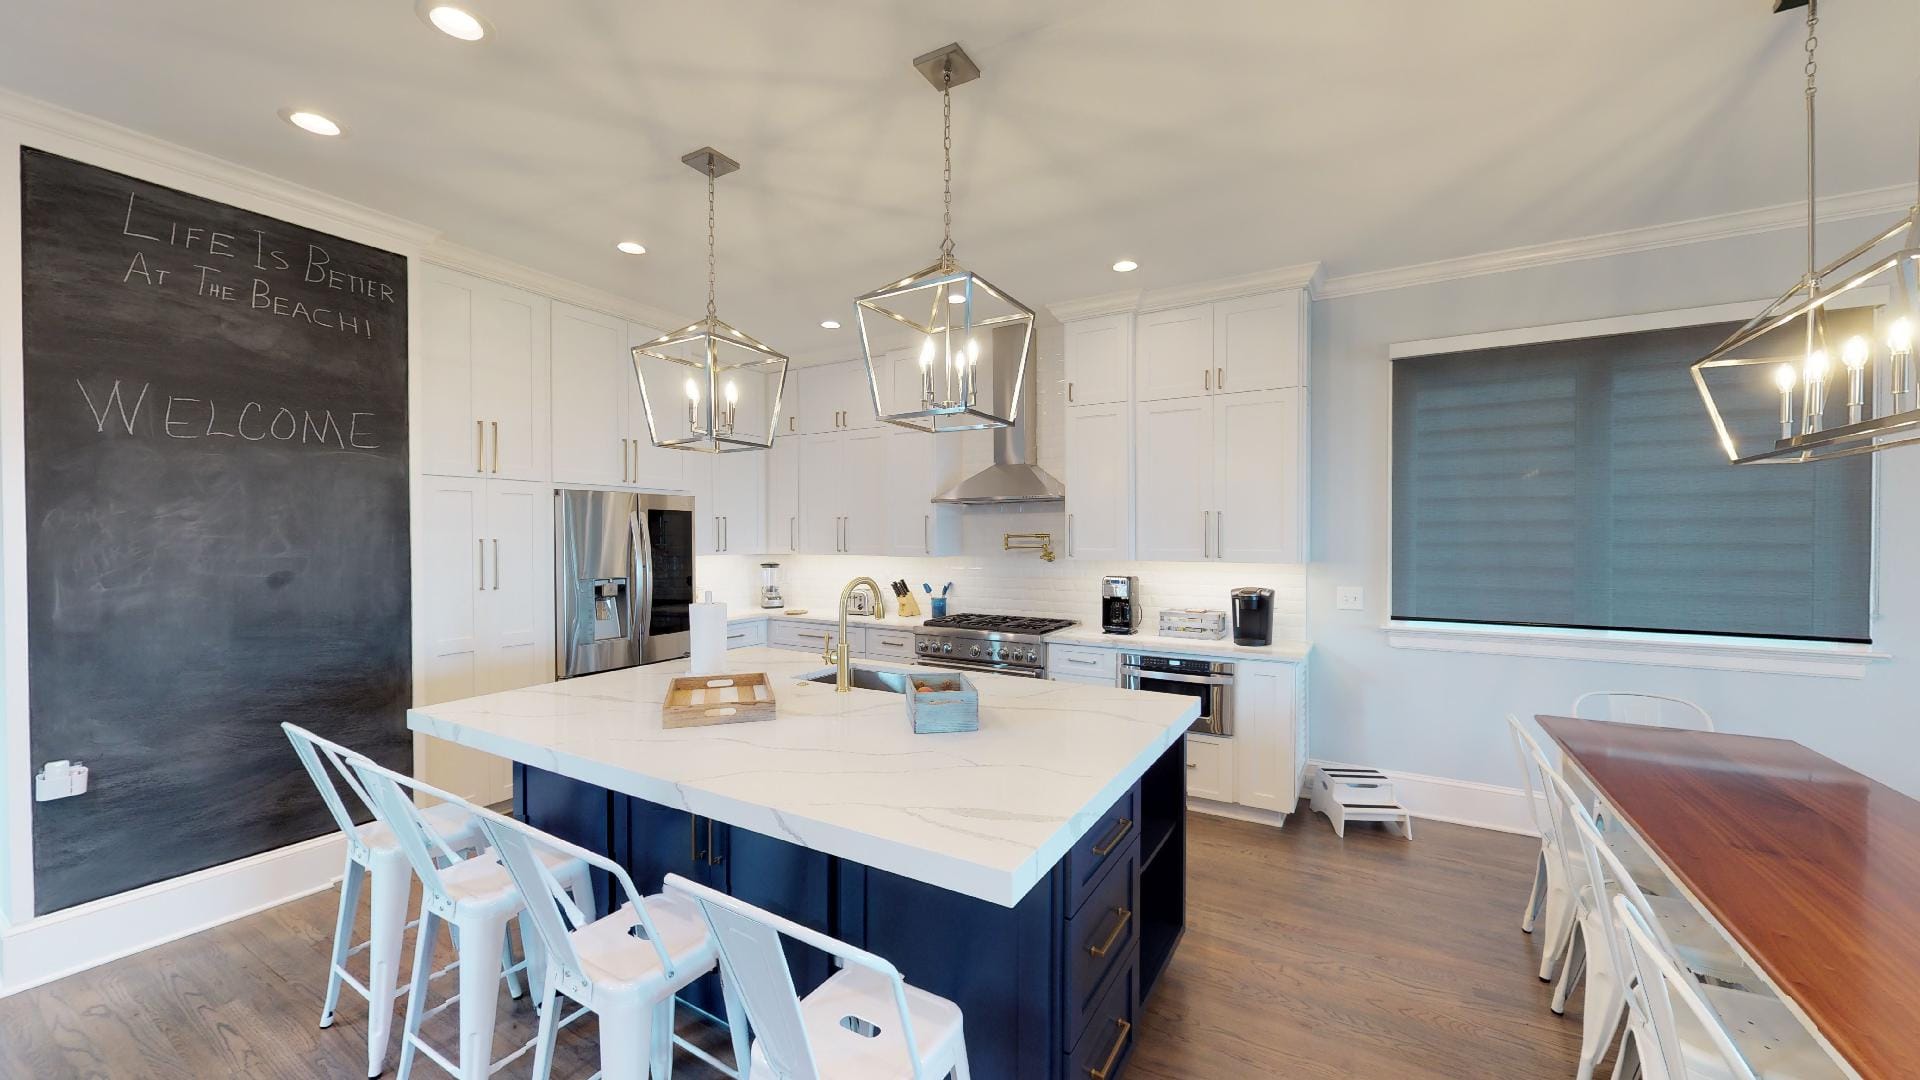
[758,562,785,610]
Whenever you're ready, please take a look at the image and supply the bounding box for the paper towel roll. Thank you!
[689,596,728,674]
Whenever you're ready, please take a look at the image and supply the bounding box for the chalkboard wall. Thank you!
[20,148,412,914]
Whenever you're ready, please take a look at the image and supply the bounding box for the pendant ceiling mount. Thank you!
[855,42,1037,434]
[630,146,788,454]
[1691,0,1920,464]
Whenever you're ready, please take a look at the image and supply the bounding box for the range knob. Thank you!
[916,641,929,652]
[941,643,953,654]
[1025,649,1039,662]
[968,645,982,658]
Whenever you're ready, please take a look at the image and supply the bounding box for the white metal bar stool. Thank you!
[1571,691,1716,732]
[667,872,972,1080]
[1613,896,1833,1080]
[472,806,748,1080]
[283,723,489,1077]
[346,755,591,1080]
[1508,714,1568,942]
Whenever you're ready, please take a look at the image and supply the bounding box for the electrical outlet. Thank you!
[1336,586,1365,612]
[35,759,89,802]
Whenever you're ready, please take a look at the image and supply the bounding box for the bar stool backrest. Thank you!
[1507,715,1557,843]
[1572,691,1715,731]
[1614,895,1761,1080]
[281,722,378,843]
[343,754,472,917]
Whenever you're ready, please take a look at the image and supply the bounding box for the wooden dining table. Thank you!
[1538,715,1920,1080]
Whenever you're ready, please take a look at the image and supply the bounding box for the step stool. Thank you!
[1311,767,1413,840]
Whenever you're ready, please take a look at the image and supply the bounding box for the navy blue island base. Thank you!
[514,737,1189,1080]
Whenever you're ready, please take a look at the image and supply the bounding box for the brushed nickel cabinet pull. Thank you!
[923,514,930,554]
[620,438,629,482]
[707,818,723,866]
[476,539,485,590]
[490,421,499,473]
[1217,366,1225,389]
[790,516,797,550]
[1088,1019,1131,1080]
[1087,907,1133,958]
[1067,513,1074,558]
[1186,761,1198,769]
[1091,817,1133,857]
[475,420,484,472]
[1203,368,1210,392]
[1202,510,1212,558]
[492,539,500,589]
[1214,509,1224,559]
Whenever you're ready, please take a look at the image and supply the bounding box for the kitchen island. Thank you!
[408,645,1197,1080]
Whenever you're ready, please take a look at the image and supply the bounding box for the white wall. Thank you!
[1308,218,1920,799]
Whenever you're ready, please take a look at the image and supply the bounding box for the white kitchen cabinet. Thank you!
[841,429,886,553]
[1133,397,1213,561]
[726,620,768,650]
[1063,403,1130,561]
[1184,734,1235,803]
[1134,304,1213,402]
[1213,388,1306,563]
[1232,661,1304,815]
[551,302,629,487]
[1064,313,1132,406]
[764,433,800,555]
[625,322,686,490]
[414,475,554,804]
[864,626,917,661]
[768,620,863,655]
[684,450,763,555]
[796,433,842,553]
[1214,291,1306,393]
[882,428,963,557]
[788,361,880,435]
[416,263,551,481]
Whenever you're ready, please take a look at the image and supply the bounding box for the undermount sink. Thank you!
[799,666,914,694]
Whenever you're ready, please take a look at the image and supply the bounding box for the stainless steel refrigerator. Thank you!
[555,489,696,678]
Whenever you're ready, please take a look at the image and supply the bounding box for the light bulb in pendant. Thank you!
[1842,336,1870,371]
[1891,317,1914,353]
[684,377,700,403]
[967,338,980,365]
[1775,363,1798,392]
[919,337,935,370]
[725,380,738,405]
[1804,350,1829,384]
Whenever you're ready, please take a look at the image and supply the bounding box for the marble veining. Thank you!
[408,647,1198,906]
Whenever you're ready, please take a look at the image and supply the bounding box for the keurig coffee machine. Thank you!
[1232,587,1275,646]
[1102,575,1141,634]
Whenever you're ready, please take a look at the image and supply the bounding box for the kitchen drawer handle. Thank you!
[1065,656,1099,665]
[707,818,723,866]
[1091,817,1133,857]
[1088,1018,1131,1080]
[1087,906,1133,958]
[1186,761,1198,769]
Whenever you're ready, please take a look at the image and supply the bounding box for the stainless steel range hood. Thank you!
[934,324,1065,504]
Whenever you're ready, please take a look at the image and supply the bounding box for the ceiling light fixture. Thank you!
[418,1,489,41]
[821,320,841,330]
[616,241,647,255]
[1692,0,1920,463]
[852,43,1036,435]
[283,110,342,137]
[1112,259,1139,273]
[630,148,788,454]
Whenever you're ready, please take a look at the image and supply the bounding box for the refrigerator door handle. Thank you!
[631,506,654,665]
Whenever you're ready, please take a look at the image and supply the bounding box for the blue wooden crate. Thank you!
[906,672,980,734]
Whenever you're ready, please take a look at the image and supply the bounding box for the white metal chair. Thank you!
[471,805,748,1080]
[1571,692,1715,732]
[283,723,490,1078]
[666,872,973,1080]
[1613,896,1833,1080]
[1548,767,1758,1080]
[345,754,592,1080]
[1509,714,1567,943]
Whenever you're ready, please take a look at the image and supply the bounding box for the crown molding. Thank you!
[1046,262,1324,323]
[420,240,688,331]
[1319,184,1917,299]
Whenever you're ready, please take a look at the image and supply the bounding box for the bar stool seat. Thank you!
[571,893,716,989]
[1645,894,1754,987]
[1676,985,1834,1080]
[357,802,482,856]
[753,963,968,1079]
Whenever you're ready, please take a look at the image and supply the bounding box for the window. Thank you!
[1391,318,1873,643]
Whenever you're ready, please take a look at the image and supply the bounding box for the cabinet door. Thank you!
[765,435,799,555]
[1232,663,1298,813]
[796,434,844,553]
[713,449,765,554]
[1133,398,1214,561]
[479,480,555,697]
[551,302,628,486]
[415,475,485,709]
[841,430,886,553]
[1213,389,1304,564]
[1064,314,1132,406]
[1134,304,1212,402]
[883,429,936,556]
[1064,403,1130,561]
[1049,672,1116,687]
[1185,734,1236,803]
[791,366,838,435]
[1215,290,1305,394]
[683,455,718,555]
[883,346,926,418]
[840,358,884,429]
[626,323,686,490]
[469,278,551,482]
[416,267,483,478]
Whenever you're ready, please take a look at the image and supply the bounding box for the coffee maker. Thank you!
[1232,587,1275,646]
[1102,576,1141,634]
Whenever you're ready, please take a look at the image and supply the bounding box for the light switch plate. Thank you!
[1336,586,1365,612]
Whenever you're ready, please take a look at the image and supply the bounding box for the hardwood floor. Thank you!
[0,810,1585,1079]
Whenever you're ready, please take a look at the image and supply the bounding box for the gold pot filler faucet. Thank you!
[823,576,885,692]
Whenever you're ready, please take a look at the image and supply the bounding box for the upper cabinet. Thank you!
[550,302,629,487]
[1064,315,1132,406]
[1063,402,1130,561]
[1134,291,1307,402]
[417,263,552,481]
[625,322,687,491]
[882,428,964,557]
[788,360,886,435]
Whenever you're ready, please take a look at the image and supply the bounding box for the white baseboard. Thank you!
[0,832,345,997]
[1187,798,1292,828]
[1303,759,1540,837]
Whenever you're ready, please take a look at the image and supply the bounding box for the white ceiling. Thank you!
[3,0,1916,360]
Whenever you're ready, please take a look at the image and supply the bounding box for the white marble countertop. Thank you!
[408,647,1197,907]
[728,611,1310,662]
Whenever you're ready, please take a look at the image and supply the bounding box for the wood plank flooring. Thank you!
[0,810,1585,1079]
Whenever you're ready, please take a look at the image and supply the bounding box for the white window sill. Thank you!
[1382,621,1888,680]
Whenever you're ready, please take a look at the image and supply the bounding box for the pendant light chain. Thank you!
[940,65,955,269]
[1803,0,1819,291]
[706,155,718,321]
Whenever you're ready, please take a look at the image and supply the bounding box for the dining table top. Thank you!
[1536,715,1920,1080]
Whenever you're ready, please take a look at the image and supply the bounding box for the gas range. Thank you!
[914,614,1078,678]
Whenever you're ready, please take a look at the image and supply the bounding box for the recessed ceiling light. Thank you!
[283,110,342,137]
[820,320,841,330]
[947,292,966,304]
[1112,259,1139,273]
[616,241,647,255]
[426,4,488,40]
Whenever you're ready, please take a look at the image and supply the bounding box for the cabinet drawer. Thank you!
[770,621,860,653]
[1184,734,1234,802]
[1066,956,1137,1078]
[1064,840,1138,1046]
[1049,645,1117,680]
[1063,784,1139,914]
[725,620,767,650]
[864,628,916,660]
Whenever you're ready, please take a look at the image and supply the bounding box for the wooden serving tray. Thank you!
[663,673,776,728]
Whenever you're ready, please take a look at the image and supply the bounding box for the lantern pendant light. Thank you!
[854,43,1037,434]
[1691,0,1920,464]
[631,147,789,453]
